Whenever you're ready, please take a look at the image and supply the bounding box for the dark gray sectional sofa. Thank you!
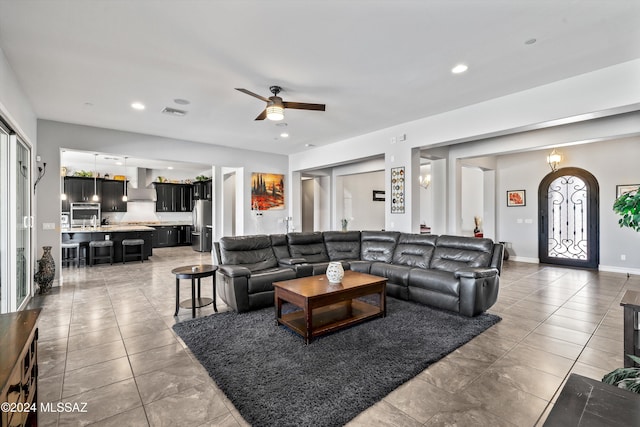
[214,231,503,317]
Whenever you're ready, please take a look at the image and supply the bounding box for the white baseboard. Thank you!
[599,265,640,276]
[509,256,539,264]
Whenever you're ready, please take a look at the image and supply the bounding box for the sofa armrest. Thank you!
[218,265,252,278]
[278,257,307,266]
[454,267,498,279]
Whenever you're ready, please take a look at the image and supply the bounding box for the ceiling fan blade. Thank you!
[254,110,267,120]
[236,88,269,103]
[283,102,326,111]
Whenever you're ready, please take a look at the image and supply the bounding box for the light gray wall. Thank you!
[0,47,37,143]
[461,166,483,235]
[301,179,314,232]
[341,170,385,231]
[36,119,288,279]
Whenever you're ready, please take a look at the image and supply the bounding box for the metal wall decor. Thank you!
[391,167,405,213]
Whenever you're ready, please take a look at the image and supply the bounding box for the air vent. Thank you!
[161,107,187,116]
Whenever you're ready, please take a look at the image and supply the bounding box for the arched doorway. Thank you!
[538,167,599,269]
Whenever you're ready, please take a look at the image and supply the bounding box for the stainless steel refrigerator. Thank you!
[191,200,212,252]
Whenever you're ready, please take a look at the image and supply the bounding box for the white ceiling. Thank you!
[1,1,639,155]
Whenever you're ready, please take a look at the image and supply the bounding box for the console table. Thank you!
[0,309,41,427]
[621,290,640,367]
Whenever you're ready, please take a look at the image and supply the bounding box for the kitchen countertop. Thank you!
[61,225,155,233]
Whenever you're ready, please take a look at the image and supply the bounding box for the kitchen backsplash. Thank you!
[103,202,192,224]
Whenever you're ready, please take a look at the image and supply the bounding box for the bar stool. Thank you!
[122,239,145,263]
[89,240,114,266]
[61,242,80,268]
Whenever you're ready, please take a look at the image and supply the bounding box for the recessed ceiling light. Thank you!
[84,102,93,107]
[525,38,537,45]
[451,64,468,74]
[305,143,316,147]
[280,132,289,138]
[276,122,288,127]
[451,64,469,74]
[167,166,174,170]
[174,98,190,105]
[131,102,145,110]
[116,162,123,166]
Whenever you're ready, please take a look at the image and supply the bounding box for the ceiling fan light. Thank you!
[266,105,284,121]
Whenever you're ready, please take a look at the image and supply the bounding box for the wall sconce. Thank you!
[34,159,47,193]
[547,149,562,172]
[418,174,431,189]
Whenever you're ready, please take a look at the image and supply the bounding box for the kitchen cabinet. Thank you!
[204,179,212,200]
[176,184,193,212]
[152,225,191,247]
[0,309,40,427]
[155,183,193,212]
[154,183,175,212]
[64,176,102,206]
[101,180,128,212]
[193,180,211,201]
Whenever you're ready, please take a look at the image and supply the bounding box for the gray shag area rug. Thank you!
[172,298,500,427]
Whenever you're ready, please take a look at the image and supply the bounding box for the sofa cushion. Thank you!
[247,267,297,294]
[392,233,437,268]
[219,235,278,272]
[430,235,493,273]
[270,234,291,261]
[409,268,460,297]
[323,231,361,261]
[360,231,400,263]
[287,232,329,263]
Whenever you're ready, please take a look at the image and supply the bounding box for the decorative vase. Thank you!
[34,246,55,294]
[326,262,344,284]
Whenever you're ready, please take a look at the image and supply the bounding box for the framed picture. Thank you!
[507,190,526,207]
[616,184,639,198]
[251,172,284,210]
[372,190,385,201]
[390,167,405,213]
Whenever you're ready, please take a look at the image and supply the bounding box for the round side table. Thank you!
[172,264,218,318]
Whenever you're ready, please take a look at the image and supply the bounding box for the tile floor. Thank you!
[27,246,639,426]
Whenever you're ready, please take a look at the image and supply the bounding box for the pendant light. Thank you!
[122,157,128,202]
[92,153,99,201]
[61,172,67,201]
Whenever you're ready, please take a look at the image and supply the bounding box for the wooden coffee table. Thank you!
[273,270,387,344]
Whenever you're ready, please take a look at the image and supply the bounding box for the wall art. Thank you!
[391,167,405,213]
[507,190,526,207]
[251,172,284,210]
[616,184,639,198]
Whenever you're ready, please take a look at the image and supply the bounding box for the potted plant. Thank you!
[602,354,640,393]
[613,190,640,232]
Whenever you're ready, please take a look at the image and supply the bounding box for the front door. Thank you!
[538,167,599,269]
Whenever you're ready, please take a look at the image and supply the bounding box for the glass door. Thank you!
[0,122,32,313]
[15,136,31,309]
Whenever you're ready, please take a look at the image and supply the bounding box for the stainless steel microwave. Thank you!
[70,203,101,227]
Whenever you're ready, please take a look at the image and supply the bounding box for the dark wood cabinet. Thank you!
[204,179,212,201]
[152,225,191,248]
[176,184,193,212]
[0,309,40,427]
[193,180,211,201]
[63,176,102,206]
[101,180,128,212]
[154,183,193,212]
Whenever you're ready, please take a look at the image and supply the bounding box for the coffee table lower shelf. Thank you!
[278,300,382,341]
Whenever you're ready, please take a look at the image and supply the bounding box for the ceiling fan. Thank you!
[235,86,325,121]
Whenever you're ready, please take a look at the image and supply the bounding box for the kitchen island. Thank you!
[61,225,154,265]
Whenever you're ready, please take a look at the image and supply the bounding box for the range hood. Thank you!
[126,168,157,202]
